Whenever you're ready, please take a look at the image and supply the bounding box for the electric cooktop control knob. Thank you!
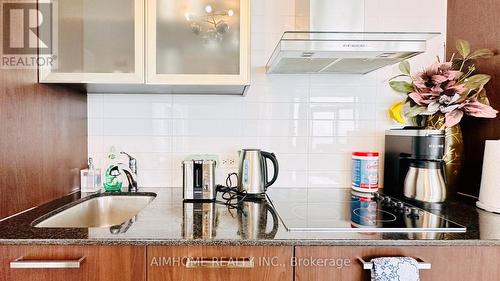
[396,202,405,209]
[410,207,420,217]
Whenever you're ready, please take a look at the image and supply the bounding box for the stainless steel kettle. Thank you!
[237,149,279,196]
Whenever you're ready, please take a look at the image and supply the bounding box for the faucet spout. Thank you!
[109,163,138,192]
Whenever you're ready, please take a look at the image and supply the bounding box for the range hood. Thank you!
[266,0,439,74]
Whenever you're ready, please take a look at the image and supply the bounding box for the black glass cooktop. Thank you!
[267,190,466,233]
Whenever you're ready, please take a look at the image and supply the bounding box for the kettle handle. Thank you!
[262,151,279,189]
[261,203,279,239]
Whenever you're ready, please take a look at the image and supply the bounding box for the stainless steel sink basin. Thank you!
[33,192,156,228]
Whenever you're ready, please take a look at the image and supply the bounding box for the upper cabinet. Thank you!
[39,0,250,95]
[147,0,250,86]
[39,0,144,84]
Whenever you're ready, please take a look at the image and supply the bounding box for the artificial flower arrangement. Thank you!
[388,39,497,129]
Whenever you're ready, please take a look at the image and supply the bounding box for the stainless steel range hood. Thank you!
[266,0,440,74]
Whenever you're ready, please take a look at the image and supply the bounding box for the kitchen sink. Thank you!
[33,192,156,228]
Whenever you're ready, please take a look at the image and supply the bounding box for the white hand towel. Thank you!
[371,257,420,281]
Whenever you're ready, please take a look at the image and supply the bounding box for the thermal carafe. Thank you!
[404,160,447,203]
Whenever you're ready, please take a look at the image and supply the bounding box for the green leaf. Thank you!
[468,49,494,60]
[398,61,411,75]
[389,74,409,80]
[456,39,471,58]
[403,105,427,117]
[456,88,472,104]
[465,74,491,90]
[476,89,491,105]
[389,81,414,93]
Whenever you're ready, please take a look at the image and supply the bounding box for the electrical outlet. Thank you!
[219,155,238,168]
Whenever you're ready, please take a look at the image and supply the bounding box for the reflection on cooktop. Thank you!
[267,190,466,233]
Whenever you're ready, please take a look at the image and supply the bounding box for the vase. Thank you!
[425,114,464,197]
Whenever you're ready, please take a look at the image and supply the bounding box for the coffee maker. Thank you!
[384,128,446,203]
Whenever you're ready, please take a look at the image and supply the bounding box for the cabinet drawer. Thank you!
[295,246,500,281]
[147,246,293,281]
[0,245,145,281]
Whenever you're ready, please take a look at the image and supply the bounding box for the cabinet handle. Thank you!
[10,257,86,269]
[185,257,254,269]
[357,257,431,270]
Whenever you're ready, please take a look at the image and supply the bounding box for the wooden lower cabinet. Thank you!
[147,246,293,281]
[0,245,146,281]
[1,244,498,281]
[295,246,500,281]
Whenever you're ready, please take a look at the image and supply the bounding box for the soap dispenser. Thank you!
[80,157,101,192]
[103,146,123,192]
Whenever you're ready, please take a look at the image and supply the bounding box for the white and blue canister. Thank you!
[351,152,379,192]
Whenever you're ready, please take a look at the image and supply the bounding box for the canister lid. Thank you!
[352,152,379,157]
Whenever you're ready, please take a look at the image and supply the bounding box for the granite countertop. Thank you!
[0,187,499,246]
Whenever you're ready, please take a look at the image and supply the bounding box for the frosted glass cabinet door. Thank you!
[147,0,250,85]
[39,0,144,83]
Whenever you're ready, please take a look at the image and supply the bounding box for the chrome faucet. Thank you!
[120,152,137,175]
[108,152,139,192]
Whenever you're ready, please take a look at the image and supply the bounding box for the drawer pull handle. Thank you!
[10,257,86,269]
[185,257,254,269]
[357,257,431,270]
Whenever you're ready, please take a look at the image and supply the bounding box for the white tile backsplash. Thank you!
[309,85,376,103]
[242,102,309,120]
[101,136,172,153]
[172,119,244,137]
[308,171,351,188]
[308,154,352,172]
[257,137,309,154]
[101,119,173,136]
[273,171,309,188]
[87,0,447,188]
[309,137,378,154]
